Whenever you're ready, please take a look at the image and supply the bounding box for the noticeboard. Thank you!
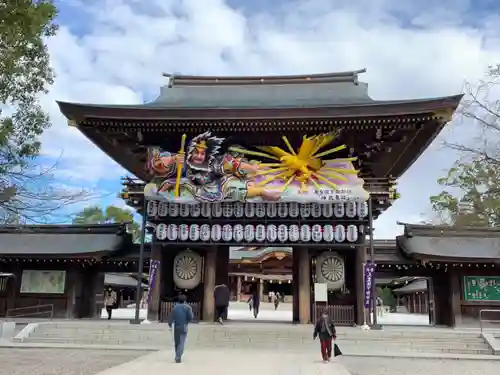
[463,276,500,301]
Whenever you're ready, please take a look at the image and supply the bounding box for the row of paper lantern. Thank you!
[147,201,368,219]
[155,223,360,243]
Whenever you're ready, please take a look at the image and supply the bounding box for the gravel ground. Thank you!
[0,349,153,375]
[342,357,500,375]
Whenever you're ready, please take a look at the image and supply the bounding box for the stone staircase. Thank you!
[14,321,495,356]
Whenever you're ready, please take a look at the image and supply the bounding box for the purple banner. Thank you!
[363,263,376,308]
[146,260,160,305]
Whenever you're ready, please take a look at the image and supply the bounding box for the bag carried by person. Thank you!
[334,342,343,357]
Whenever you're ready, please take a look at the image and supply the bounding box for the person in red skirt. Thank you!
[313,311,337,362]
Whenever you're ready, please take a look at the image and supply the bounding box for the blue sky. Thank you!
[36,0,500,236]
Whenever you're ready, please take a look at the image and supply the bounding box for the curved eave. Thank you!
[396,235,500,263]
[57,95,463,121]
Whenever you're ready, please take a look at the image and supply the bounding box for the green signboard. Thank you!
[463,276,500,301]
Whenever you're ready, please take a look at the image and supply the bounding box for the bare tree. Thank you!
[0,1,96,224]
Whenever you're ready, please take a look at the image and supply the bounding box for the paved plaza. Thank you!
[2,347,500,375]
[0,348,151,375]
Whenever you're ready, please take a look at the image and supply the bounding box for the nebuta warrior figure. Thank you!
[146,132,280,202]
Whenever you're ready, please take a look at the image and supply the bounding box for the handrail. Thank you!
[6,304,54,319]
[479,309,500,332]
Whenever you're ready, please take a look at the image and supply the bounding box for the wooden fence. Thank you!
[313,304,355,326]
[160,301,201,323]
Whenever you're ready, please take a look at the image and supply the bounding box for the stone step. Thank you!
[21,337,493,355]
[30,331,483,343]
[28,332,487,346]
[33,325,483,337]
[24,333,490,349]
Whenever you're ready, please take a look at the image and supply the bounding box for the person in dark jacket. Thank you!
[213,284,230,324]
[168,294,194,363]
[250,286,260,318]
[313,310,337,362]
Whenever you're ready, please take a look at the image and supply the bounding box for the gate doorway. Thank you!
[375,276,433,326]
[227,247,294,323]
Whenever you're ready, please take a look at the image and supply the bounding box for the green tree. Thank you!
[430,65,500,227]
[430,159,500,226]
[0,1,89,223]
[72,205,141,240]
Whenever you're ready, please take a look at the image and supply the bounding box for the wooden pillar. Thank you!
[355,245,367,325]
[236,276,242,302]
[215,246,229,286]
[147,243,162,321]
[297,249,311,324]
[202,247,217,322]
[292,250,299,323]
[449,270,462,326]
[258,278,264,301]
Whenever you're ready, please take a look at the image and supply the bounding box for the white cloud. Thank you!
[37,0,500,235]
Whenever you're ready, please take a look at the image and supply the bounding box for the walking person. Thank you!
[313,310,337,363]
[213,284,230,324]
[247,295,253,311]
[274,292,280,310]
[103,286,117,320]
[251,286,260,318]
[168,294,194,363]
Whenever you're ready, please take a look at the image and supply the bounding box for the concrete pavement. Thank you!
[92,348,352,375]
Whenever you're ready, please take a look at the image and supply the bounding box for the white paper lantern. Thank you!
[346,225,358,242]
[211,224,222,241]
[156,223,167,240]
[333,203,344,218]
[357,201,368,218]
[167,224,178,241]
[334,225,346,242]
[222,224,233,242]
[255,203,266,218]
[277,202,288,218]
[234,202,244,217]
[200,224,211,241]
[233,224,244,242]
[289,225,300,242]
[179,204,190,217]
[345,202,357,218]
[201,203,211,217]
[278,225,288,242]
[323,225,334,242]
[300,225,311,242]
[189,224,200,241]
[244,225,255,242]
[146,201,158,216]
[178,224,189,241]
[157,202,168,217]
[212,203,223,217]
[245,203,255,217]
[311,224,323,242]
[322,204,333,218]
[222,202,233,218]
[168,203,179,217]
[311,203,322,218]
[300,204,311,218]
[255,225,266,242]
[288,203,299,217]
[190,204,201,217]
[266,203,277,217]
[266,224,278,242]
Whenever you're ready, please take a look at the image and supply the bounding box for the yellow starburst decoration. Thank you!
[229,133,359,193]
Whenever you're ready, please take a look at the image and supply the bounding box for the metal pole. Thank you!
[131,197,148,324]
[368,197,381,329]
